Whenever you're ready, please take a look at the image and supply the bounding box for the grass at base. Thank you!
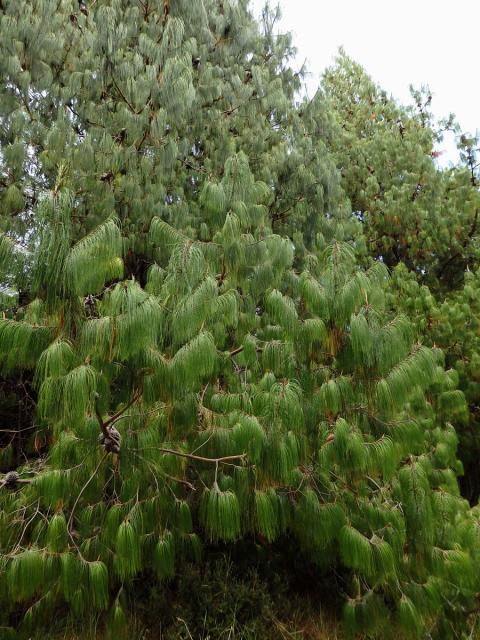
[29,610,344,640]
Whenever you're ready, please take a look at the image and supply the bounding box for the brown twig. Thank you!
[158,448,247,464]
[103,390,142,430]
[111,75,139,114]
[95,395,110,439]
[162,472,196,491]
[162,0,170,25]
[228,345,263,357]
[135,127,149,152]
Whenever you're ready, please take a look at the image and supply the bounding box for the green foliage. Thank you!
[200,483,241,542]
[339,525,373,575]
[115,521,142,580]
[47,513,69,553]
[0,2,479,639]
[88,561,109,611]
[8,549,45,602]
[323,50,480,289]
[153,530,175,581]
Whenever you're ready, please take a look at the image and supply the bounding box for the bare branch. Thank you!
[158,448,247,464]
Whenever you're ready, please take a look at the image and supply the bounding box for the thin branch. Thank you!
[135,127,149,152]
[0,477,32,489]
[228,345,263,357]
[111,75,139,114]
[0,425,37,434]
[270,196,305,223]
[67,452,108,531]
[103,391,141,430]
[157,448,247,464]
[95,391,142,438]
[95,395,109,439]
[180,158,208,174]
[162,472,196,491]
[162,0,170,26]
[11,500,41,554]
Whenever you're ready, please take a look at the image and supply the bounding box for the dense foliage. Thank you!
[0,1,479,638]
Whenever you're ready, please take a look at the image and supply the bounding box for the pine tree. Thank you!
[387,262,480,504]
[0,2,479,638]
[322,53,480,508]
[322,50,480,290]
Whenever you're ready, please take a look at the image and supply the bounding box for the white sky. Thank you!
[251,0,479,161]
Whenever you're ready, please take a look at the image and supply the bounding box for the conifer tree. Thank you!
[322,51,480,290]
[0,2,479,639]
[387,262,480,503]
[1,181,478,637]
[322,53,480,506]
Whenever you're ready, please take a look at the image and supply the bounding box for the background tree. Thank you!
[321,52,480,505]
[322,50,480,290]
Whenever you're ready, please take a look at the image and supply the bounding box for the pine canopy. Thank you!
[0,1,479,639]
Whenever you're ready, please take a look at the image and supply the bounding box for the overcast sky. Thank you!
[250,0,479,161]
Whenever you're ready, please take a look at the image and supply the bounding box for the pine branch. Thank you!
[162,472,196,491]
[0,473,32,489]
[67,451,108,531]
[103,390,142,430]
[228,345,263,357]
[111,76,139,114]
[158,448,247,464]
[94,389,142,442]
[135,126,149,152]
[270,195,305,223]
[95,394,110,440]
[436,208,479,279]
[162,0,170,26]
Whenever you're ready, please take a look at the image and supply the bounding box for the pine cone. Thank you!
[100,426,121,454]
[3,471,19,489]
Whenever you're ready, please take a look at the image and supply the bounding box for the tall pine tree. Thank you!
[0,2,479,638]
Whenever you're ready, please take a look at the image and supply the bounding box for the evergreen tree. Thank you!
[0,2,479,638]
[387,262,480,503]
[322,51,480,290]
[1,183,478,637]
[321,53,480,506]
